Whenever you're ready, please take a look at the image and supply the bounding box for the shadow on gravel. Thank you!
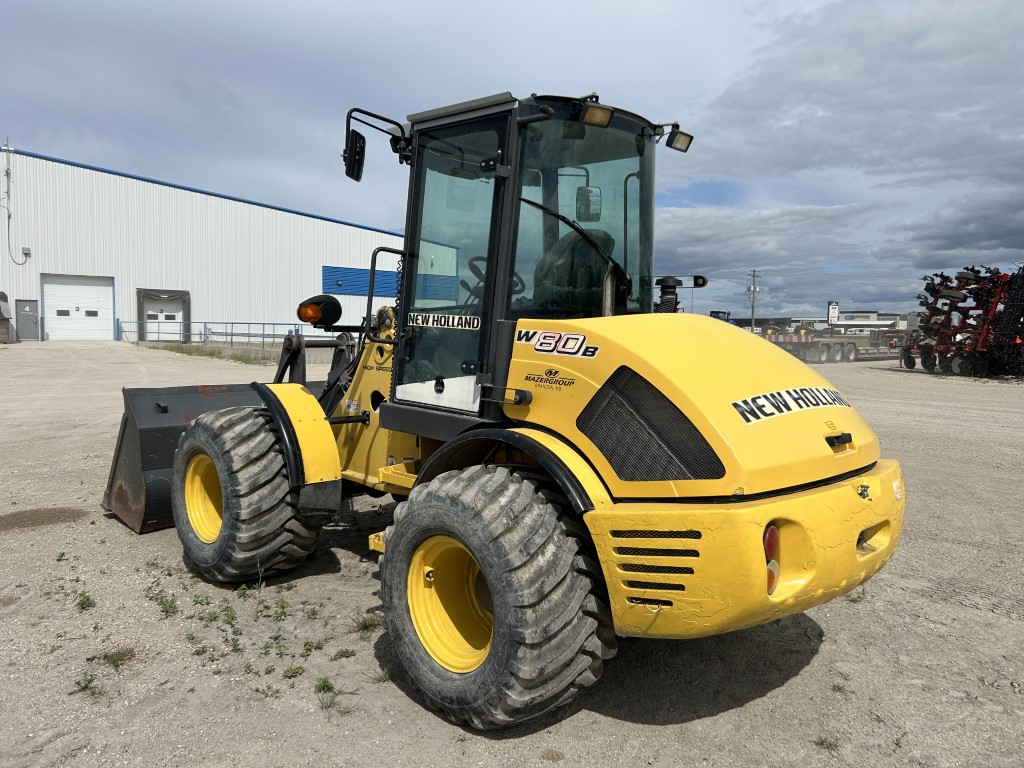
[373,612,824,737]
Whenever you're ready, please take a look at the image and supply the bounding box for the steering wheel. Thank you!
[467,256,526,296]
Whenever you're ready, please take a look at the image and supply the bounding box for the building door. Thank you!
[142,296,185,341]
[15,300,39,341]
[41,274,114,340]
[393,114,508,413]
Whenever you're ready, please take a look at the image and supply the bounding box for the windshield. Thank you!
[509,111,655,318]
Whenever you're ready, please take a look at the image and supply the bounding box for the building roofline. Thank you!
[3,147,403,238]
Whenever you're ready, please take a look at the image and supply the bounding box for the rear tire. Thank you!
[843,343,858,362]
[171,407,320,582]
[817,345,829,363]
[380,465,616,730]
[829,344,843,363]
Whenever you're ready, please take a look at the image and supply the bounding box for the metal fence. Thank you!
[117,320,336,347]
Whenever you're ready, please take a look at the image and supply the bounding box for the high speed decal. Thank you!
[515,329,599,358]
[731,387,852,424]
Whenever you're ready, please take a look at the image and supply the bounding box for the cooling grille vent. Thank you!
[610,529,703,608]
[576,366,725,482]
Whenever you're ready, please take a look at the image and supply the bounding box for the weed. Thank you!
[198,609,218,624]
[845,587,869,603]
[831,682,847,693]
[185,632,197,643]
[282,664,305,680]
[193,645,209,656]
[314,677,337,710]
[264,664,275,675]
[366,666,392,683]
[272,598,290,622]
[814,736,840,752]
[234,584,251,600]
[276,583,296,592]
[102,648,136,671]
[348,612,383,637]
[300,638,327,658]
[155,595,179,617]
[228,636,243,654]
[72,671,97,694]
[252,684,281,699]
[192,594,213,605]
[145,558,160,569]
[221,605,238,625]
[56,551,67,562]
[243,661,256,675]
[305,607,319,620]
[331,648,356,661]
[75,592,96,611]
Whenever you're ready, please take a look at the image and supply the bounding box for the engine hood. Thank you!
[503,313,881,499]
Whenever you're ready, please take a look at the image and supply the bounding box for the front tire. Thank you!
[171,407,320,582]
[380,465,616,729]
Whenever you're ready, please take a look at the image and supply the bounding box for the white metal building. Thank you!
[0,147,409,342]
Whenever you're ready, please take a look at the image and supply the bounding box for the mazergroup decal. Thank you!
[731,387,852,424]
[516,329,599,358]
[523,368,576,390]
[409,312,481,330]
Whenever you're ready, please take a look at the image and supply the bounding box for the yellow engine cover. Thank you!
[504,313,880,499]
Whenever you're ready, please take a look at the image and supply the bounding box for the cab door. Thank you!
[394,114,509,413]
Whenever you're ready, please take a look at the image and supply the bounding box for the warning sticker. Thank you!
[731,387,852,424]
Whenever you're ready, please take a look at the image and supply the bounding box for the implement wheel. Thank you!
[171,407,320,582]
[921,351,937,372]
[902,351,916,369]
[380,465,616,730]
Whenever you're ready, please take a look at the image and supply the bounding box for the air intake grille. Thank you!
[577,366,725,482]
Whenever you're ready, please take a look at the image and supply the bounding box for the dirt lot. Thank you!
[0,341,1021,768]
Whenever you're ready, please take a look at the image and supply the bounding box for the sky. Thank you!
[3,0,1022,319]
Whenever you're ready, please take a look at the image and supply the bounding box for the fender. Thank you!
[250,382,343,514]
[416,427,611,515]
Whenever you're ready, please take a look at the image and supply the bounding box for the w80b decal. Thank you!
[516,329,599,358]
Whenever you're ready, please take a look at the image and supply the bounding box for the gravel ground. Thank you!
[0,341,1021,768]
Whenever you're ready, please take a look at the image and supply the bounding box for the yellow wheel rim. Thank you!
[407,536,493,673]
[184,454,223,544]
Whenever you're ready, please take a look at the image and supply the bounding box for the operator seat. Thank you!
[531,229,615,319]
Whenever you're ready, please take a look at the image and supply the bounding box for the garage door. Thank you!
[42,275,114,340]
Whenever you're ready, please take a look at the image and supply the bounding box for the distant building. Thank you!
[0,148,410,341]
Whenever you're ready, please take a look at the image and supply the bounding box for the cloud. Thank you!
[879,187,1024,270]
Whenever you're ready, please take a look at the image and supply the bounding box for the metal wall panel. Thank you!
[0,150,407,339]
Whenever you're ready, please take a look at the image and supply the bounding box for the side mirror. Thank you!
[576,186,602,222]
[344,129,366,182]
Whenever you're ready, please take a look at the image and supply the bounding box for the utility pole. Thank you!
[746,268,761,332]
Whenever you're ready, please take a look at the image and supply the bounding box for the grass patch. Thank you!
[331,648,356,660]
[102,647,136,671]
[347,612,383,637]
[282,664,305,680]
[75,591,96,611]
[814,736,840,752]
[226,351,270,365]
[158,342,221,358]
[366,666,392,683]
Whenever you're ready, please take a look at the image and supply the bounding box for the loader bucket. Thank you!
[101,384,264,533]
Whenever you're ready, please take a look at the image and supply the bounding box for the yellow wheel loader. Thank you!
[103,92,905,729]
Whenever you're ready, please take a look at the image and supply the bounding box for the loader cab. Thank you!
[366,93,672,437]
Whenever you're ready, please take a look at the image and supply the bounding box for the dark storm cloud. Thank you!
[880,187,1024,270]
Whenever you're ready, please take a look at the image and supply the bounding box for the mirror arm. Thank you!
[344,108,412,165]
[516,106,554,127]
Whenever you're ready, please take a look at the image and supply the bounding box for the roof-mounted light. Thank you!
[581,104,614,127]
[666,124,694,153]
